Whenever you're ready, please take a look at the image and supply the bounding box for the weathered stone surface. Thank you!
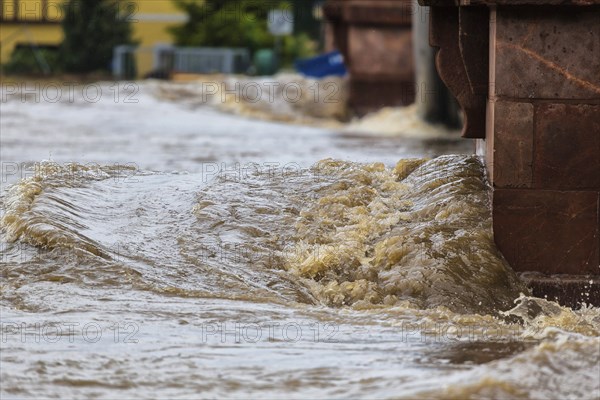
[459,8,490,96]
[521,274,600,308]
[533,104,600,190]
[413,4,462,127]
[421,0,600,5]
[350,79,415,115]
[349,27,413,76]
[495,8,600,100]
[344,0,413,25]
[430,6,488,138]
[492,101,534,188]
[324,0,416,115]
[493,189,599,275]
[482,100,495,182]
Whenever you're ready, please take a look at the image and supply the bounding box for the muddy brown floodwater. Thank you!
[1,82,599,399]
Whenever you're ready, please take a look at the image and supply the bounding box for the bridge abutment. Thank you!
[425,0,600,306]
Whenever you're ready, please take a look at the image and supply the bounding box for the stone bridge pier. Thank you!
[323,0,416,115]
[421,0,599,307]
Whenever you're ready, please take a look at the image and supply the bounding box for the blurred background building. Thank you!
[0,0,185,75]
[1,0,326,78]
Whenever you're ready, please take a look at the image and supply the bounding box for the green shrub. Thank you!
[170,0,317,70]
[2,46,61,75]
[60,0,136,73]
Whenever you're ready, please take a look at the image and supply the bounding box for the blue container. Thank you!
[295,51,347,78]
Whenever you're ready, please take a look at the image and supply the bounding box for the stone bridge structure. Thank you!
[323,0,416,115]
[326,0,600,306]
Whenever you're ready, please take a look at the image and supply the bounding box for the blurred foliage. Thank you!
[169,0,317,68]
[2,47,61,75]
[59,0,137,73]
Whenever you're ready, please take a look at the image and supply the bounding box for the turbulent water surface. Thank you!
[1,82,599,399]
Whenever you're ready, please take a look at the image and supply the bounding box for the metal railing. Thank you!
[173,47,250,74]
[113,45,251,79]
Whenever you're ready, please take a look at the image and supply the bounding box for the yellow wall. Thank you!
[130,1,186,76]
[0,0,188,76]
